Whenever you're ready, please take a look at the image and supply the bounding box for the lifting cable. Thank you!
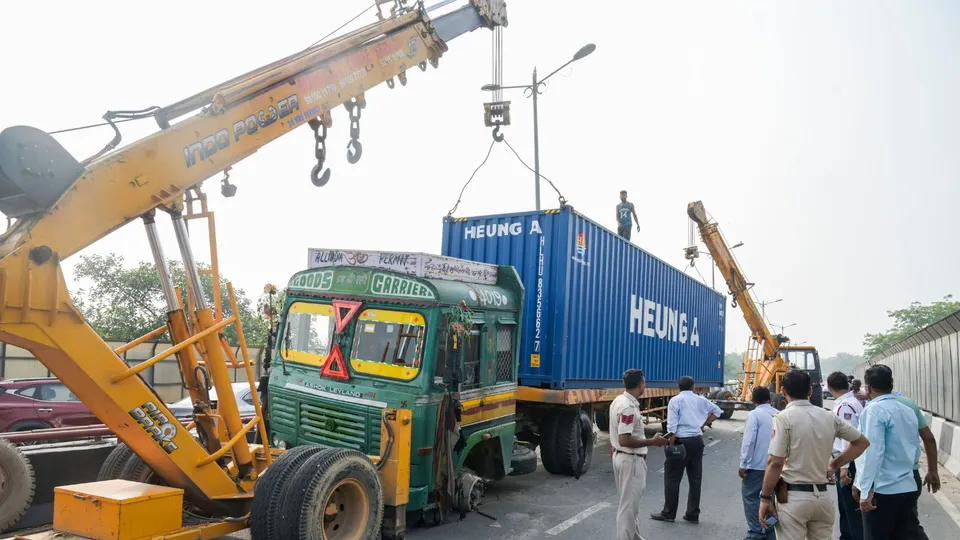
[446,139,497,217]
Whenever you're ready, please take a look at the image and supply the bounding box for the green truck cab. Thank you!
[266,255,525,514]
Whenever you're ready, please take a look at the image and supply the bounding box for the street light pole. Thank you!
[532,67,541,210]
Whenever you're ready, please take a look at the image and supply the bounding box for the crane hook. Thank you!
[311,163,331,187]
[346,139,363,164]
[491,125,505,142]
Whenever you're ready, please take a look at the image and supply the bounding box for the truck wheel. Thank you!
[715,390,735,420]
[553,410,594,477]
[119,454,161,485]
[707,390,720,400]
[0,438,34,533]
[507,444,537,476]
[539,413,563,474]
[719,408,734,420]
[278,448,383,540]
[594,409,609,432]
[251,444,328,540]
[97,443,135,481]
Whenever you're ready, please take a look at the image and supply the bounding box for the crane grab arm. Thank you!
[0,0,507,261]
[688,201,781,360]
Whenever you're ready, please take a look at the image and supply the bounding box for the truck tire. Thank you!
[715,390,735,420]
[508,444,537,476]
[277,448,383,540]
[0,438,34,533]
[553,410,594,477]
[251,444,328,540]
[594,409,609,432]
[97,443,135,481]
[539,413,564,474]
[119,454,161,485]
[707,389,720,400]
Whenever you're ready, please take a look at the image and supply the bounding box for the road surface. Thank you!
[219,406,960,540]
[388,409,959,540]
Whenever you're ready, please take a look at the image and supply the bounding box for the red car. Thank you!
[0,378,99,432]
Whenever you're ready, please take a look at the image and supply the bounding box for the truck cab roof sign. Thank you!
[307,249,498,285]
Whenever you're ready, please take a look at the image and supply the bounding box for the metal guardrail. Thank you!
[854,311,960,423]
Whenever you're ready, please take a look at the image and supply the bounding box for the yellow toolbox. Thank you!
[53,479,183,539]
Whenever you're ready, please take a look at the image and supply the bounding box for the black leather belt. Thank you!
[786,483,828,492]
[676,436,703,441]
[614,450,646,459]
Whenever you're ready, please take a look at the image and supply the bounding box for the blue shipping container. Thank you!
[441,207,726,389]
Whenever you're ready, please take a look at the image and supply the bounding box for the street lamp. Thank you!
[774,323,797,336]
[759,298,782,320]
[481,43,597,210]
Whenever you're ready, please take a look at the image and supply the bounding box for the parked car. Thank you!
[165,382,259,420]
[0,378,99,432]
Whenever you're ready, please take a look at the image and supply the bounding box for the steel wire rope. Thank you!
[446,139,497,216]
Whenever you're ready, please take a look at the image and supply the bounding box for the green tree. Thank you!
[723,352,743,383]
[863,295,960,358]
[820,352,864,376]
[73,253,268,345]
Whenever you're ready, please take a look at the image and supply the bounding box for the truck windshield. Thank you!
[350,309,425,381]
[781,349,817,371]
[282,302,335,367]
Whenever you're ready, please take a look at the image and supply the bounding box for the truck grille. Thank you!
[270,391,381,454]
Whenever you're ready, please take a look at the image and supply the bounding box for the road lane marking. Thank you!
[933,491,960,529]
[544,502,612,536]
[705,439,721,448]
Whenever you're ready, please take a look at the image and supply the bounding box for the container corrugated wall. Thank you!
[854,311,960,423]
[441,207,725,389]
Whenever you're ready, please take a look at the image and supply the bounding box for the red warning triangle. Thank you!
[332,299,363,334]
[320,343,350,381]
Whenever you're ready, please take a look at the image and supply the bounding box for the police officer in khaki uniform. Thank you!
[758,369,870,540]
[610,369,669,540]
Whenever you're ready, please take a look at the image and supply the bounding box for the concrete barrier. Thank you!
[926,412,960,480]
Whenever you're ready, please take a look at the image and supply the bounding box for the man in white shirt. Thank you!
[609,369,669,540]
[651,376,722,524]
[739,386,777,540]
[828,371,865,540]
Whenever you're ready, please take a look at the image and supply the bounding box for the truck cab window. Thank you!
[461,325,482,390]
[350,309,425,381]
[496,324,516,383]
[281,302,335,367]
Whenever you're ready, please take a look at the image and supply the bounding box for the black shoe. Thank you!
[682,514,699,523]
[650,512,675,522]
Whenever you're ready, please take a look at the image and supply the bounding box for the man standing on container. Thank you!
[610,369,669,540]
[758,369,870,540]
[651,376,721,524]
[827,371,864,540]
[854,364,929,540]
[616,190,640,241]
[739,386,777,540]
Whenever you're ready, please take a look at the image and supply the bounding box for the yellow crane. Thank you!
[0,1,507,538]
[687,201,824,412]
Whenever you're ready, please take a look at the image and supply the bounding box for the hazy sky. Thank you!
[2,1,958,357]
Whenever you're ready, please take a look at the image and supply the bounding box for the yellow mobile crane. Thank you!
[687,201,823,414]
[0,1,507,538]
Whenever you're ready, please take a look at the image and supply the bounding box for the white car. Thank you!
[166,382,259,420]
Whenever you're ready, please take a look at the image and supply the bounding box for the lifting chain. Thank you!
[308,118,331,187]
[345,96,364,164]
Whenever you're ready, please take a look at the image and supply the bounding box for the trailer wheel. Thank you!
[278,448,383,540]
[251,444,328,540]
[539,413,563,474]
[707,390,720,400]
[594,409,609,432]
[508,444,538,476]
[0,438,34,533]
[97,443,135,481]
[715,390,735,420]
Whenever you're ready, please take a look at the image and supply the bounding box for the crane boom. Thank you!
[687,201,781,359]
[0,0,507,518]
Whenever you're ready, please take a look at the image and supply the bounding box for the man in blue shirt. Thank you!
[651,376,722,524]
[616,190,640,241]
[738,386,777,540]
[853,364,928,540]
